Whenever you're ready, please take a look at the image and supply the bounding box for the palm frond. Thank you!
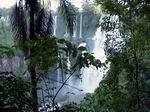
[10,2,28,54]
[11,4,26,38]
[35,8,53,37]
[59,0,77,36]
[24,0,39,11]
[35,8,47,36]
[46,11,53,36]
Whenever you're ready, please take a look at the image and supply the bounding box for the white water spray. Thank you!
[79,14,83,38]
[81,27,106,93]
[73,16,78,38]
[53,16,57,36]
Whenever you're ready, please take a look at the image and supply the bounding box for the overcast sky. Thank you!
[0,0,86,10]
[0,0,16,8]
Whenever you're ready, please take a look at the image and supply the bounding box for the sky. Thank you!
[0,0,85,10]
[0,0,16,8]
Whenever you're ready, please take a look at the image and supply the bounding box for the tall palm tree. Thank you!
[11,0,76,111]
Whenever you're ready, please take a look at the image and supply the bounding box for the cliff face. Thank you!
[0,52,25,74]
[0,8,101,105]
[42,11,101,104]
[82,12,100,38]
[54,12,100,39]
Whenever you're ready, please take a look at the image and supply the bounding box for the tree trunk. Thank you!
[133,37,140,109]
[29,6,38,112]
[30,65,38,112]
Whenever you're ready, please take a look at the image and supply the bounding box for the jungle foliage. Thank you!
[0,0,150,112]
[60,0,150,112]
[0,0,102,112]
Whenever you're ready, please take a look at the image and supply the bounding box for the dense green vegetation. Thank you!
[60,0,150,112]
[0,0,101,112]
[0,75,32,112]
[0,8,14,47]
[0,0,150,112]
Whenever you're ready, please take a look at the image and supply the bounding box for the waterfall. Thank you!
[64,27,69,37]
[53,15,57,36]
[79,14,83,38]
[81,27,106,93]
[73,16,78,38]
[38,12,107,106]
[57,54,61,83]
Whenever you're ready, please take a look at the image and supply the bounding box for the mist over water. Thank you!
[36,3,106,104]
[52,12,106,94]
[81,27,106,93]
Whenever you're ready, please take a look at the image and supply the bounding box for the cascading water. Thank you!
[53,15,61,84]
[81,27,106,93]
[73,16,78,38]
[79,14,83,38]
[60,13,106,96]
[53,15,57,36]
[64,30,69,37]
[36,2,108,110]
[42,12,107,105]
